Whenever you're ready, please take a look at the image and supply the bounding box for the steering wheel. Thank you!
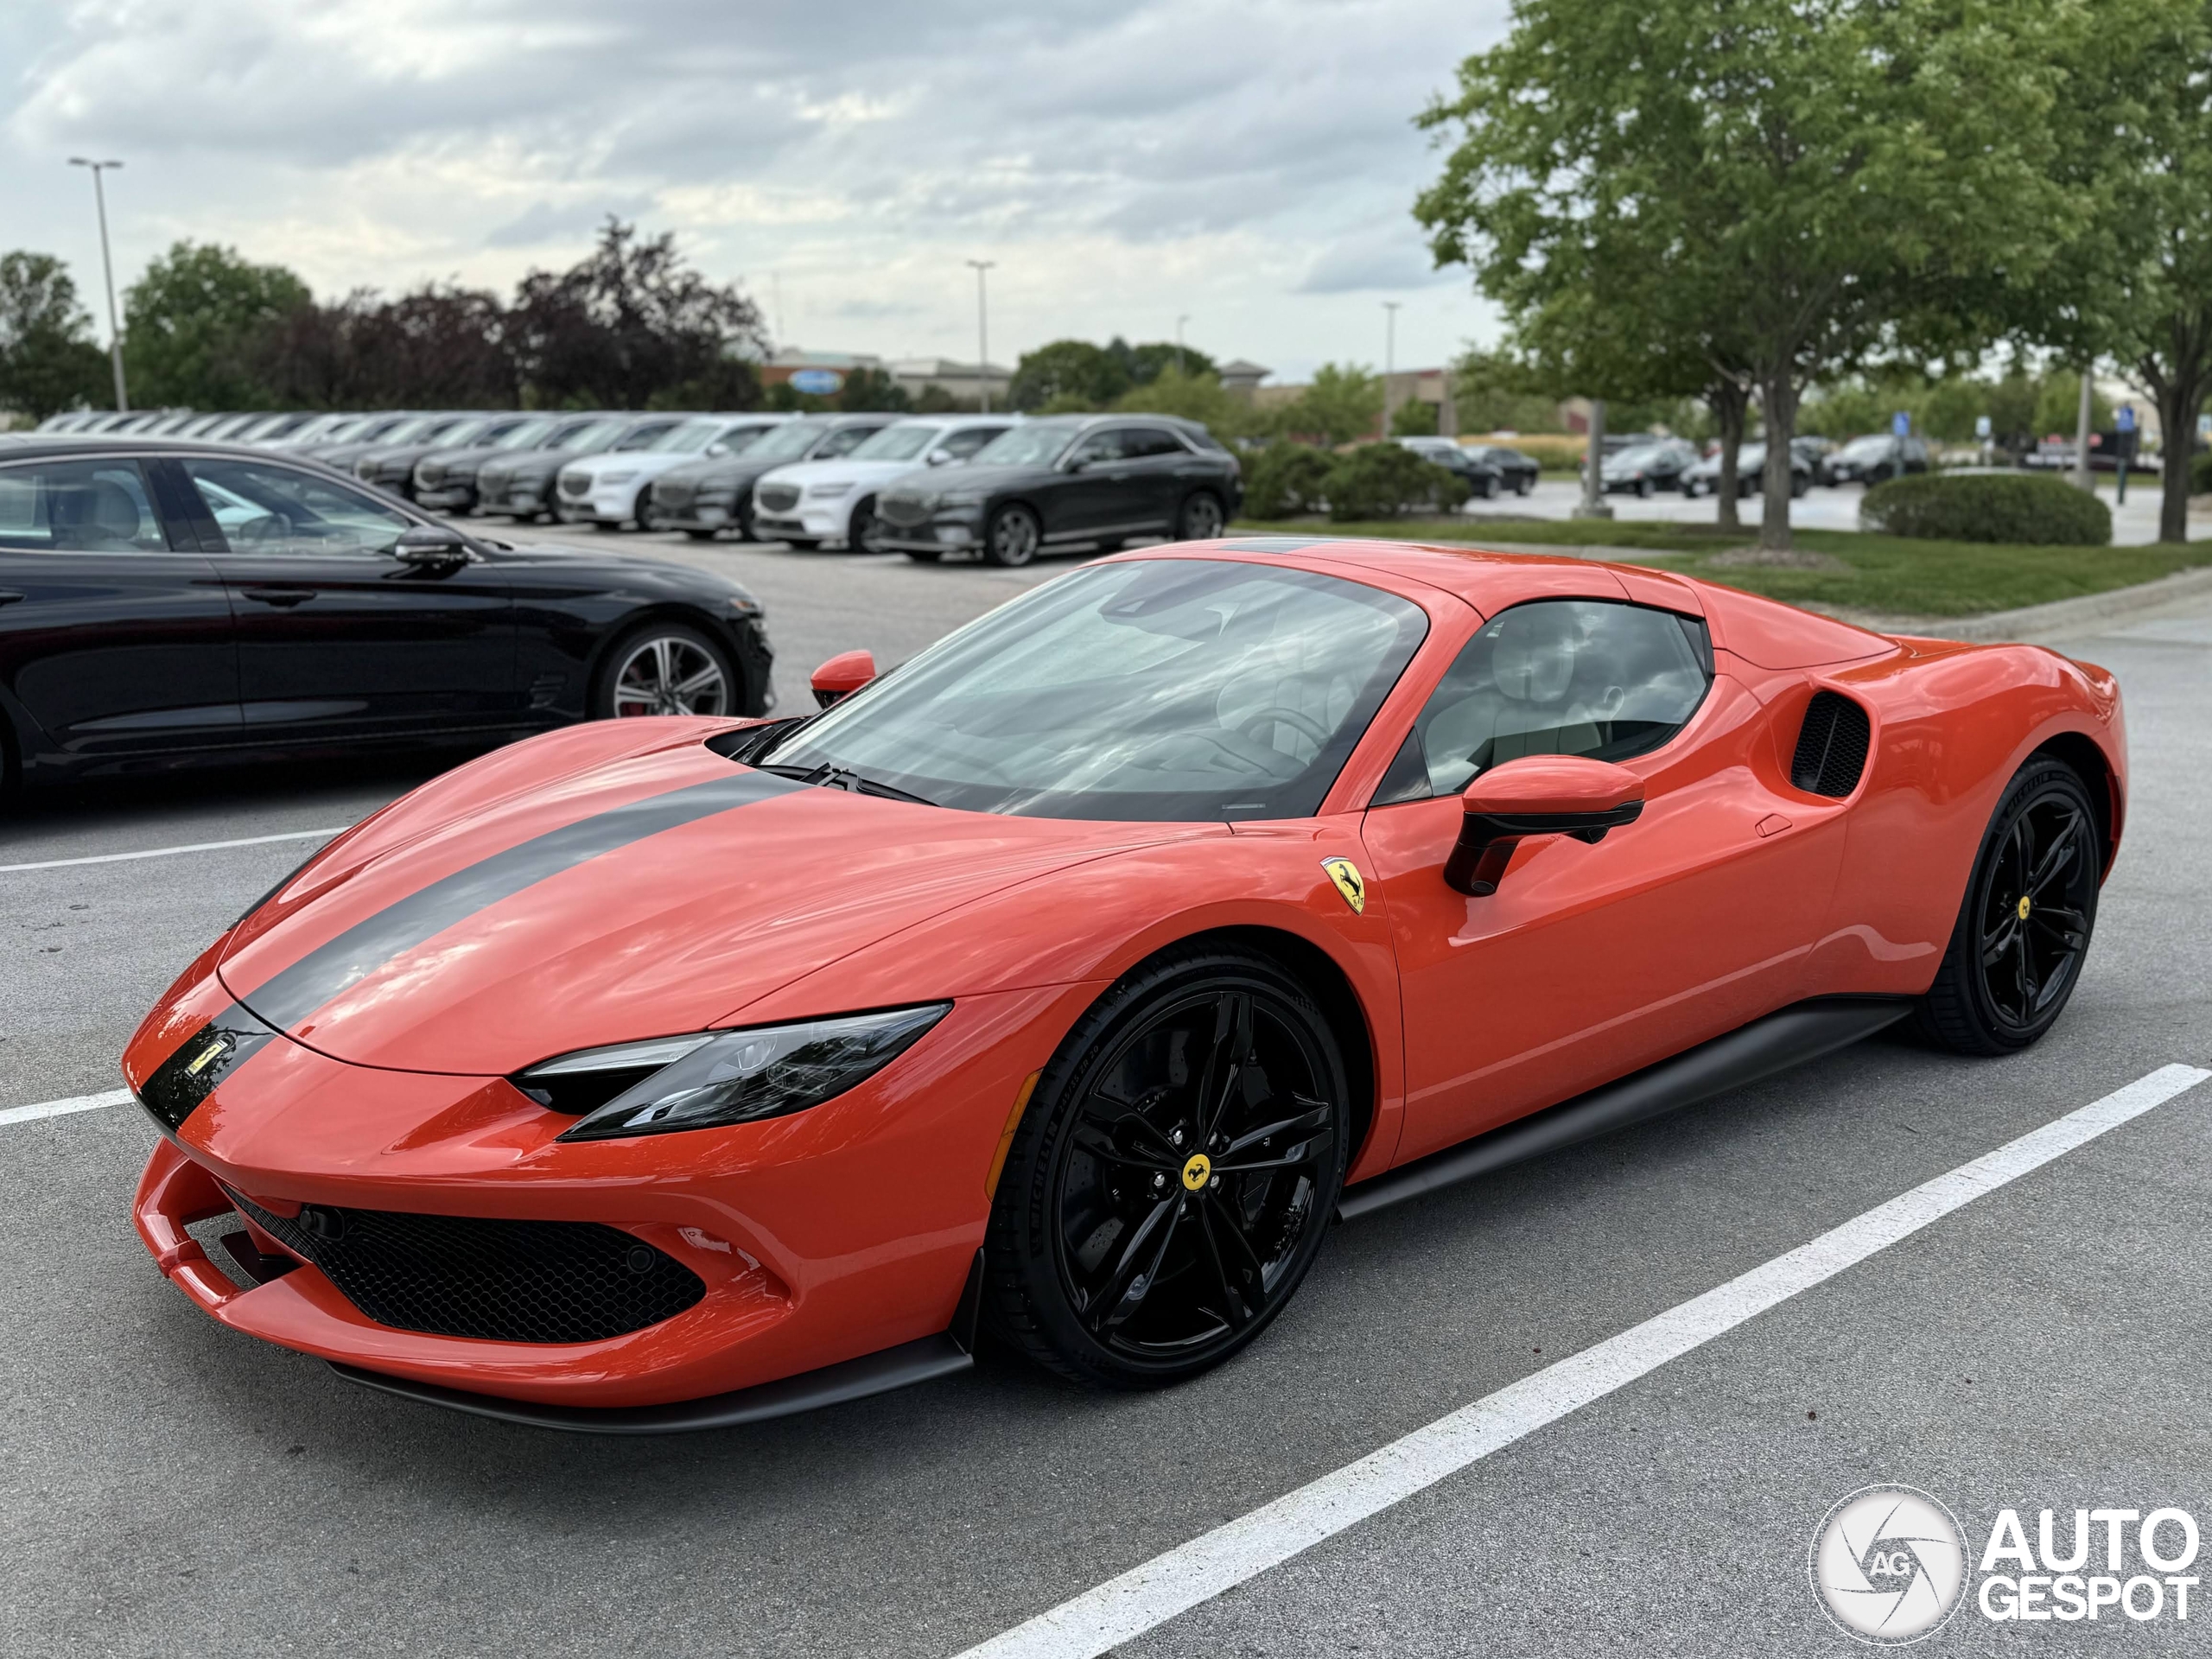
[1239,707,1332,750]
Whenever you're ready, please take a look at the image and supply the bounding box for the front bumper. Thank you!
[653,494,742,533]
[753,505,848,542]
[557,487,640,524]
[874,507,982,552]
[124,979,1065,1411]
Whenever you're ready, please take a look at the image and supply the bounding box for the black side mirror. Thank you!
[395,524,472,568]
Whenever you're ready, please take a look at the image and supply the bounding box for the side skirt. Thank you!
[1337,996,1915,1223]
[332,1251,988,1436]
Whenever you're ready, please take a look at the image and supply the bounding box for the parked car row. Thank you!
[35,406,1249,568]
[1394,436,1541,498]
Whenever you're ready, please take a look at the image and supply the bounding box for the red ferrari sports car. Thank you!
[125,537,2124,1430]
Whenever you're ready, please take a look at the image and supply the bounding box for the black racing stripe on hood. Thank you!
[138,1002,283,1133]
[237,768,803,1033]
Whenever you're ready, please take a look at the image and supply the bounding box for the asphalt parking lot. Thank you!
[3,532,2207,1657]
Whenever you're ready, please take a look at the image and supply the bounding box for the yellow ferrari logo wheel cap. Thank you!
[1181,1153,1212,1192]
[2017,894,2032,920]
[1321,856,1366,914]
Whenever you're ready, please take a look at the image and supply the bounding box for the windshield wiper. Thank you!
[755,761,938,808]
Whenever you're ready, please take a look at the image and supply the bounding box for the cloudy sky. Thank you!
[3,1,1510,386]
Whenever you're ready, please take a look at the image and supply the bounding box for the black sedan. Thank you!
[872,415,1243,566]
[1598,438,1700,496]
[1396,436,1540,499]
[648,413,900,541]
[0,438,774,789]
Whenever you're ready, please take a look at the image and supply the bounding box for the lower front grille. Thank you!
[560,473,592,498]
[654,481,696,512]
[224,1187,704,1344]
[878,493,931,527]
[756,483,801,512]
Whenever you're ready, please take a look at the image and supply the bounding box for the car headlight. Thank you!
[522,1004,950,1142]
[806,482,854,499]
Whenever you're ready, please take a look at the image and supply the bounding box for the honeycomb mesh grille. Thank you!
[756,484,801,512]
[1790,691,1872,797]
[223,1187,703,1344]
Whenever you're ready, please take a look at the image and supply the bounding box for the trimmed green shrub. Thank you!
[1242,442,1336,518]
[1324,442,1471,521]
[2190,448,2212,495]
[1859,472,2110,546]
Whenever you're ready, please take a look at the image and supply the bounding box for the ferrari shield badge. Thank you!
[1320,857,1366,914]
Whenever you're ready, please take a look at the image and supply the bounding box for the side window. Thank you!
[1375,600,1713,804]
[1120,427,1188,460]
[939,426,1003,460]
[0,459,170,552]
[179,457,411,557]
[1068,429,1126,467]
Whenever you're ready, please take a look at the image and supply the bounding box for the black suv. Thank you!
[1821,434,1930,486]
[872,415,1243,566]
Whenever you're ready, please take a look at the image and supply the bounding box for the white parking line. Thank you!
[0,827,346,874]
[954,1062,2212,1659]
[0,1087,135,1128]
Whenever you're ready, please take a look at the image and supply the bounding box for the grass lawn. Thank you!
[1230,516,2212,619]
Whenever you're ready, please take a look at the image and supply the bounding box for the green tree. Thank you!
[0,252,110,419]
[1121,339,1217,385]
[123,241,311,410]
[1008,340,1125,410]
[2031,370,2113,442]
[1416,0,2087,549]
[1999,0,2210,541]
[1282,363,1383,447]
[1390,399,1440,436]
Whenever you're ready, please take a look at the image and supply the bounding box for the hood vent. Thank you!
[1790,691,1871,797]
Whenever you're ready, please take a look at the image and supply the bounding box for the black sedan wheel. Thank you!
[595,623,737,720]
[1175,492,1225,542]
[985,945,1350,1389]
[985,505,1042,567]
[1916,758,2101,1054]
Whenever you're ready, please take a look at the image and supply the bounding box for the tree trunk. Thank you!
[2142,349,2207,546]
[1758,372,1798,550]
[1709,379,1749,533]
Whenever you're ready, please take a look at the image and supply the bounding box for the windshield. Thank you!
[849,423,944,462]
[763,558,1428,821]
[492,418,558,449]
[649,418,738,454]
[973,425,1078,467]
[1841,435,1893,458]
[550,419,626,454]
[743,422,834,461]
[364,416,432,444]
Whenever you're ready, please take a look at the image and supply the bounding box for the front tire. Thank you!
[985,504,1042,567]
[849,495,882,552]
[984,944,1350,1389]
[1915,757,2101,1055]
[594,621,740,720]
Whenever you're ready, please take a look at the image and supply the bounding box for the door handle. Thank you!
[241,586,315,608]
[0,589,23,607]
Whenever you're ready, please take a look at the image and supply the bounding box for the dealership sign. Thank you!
[1812,1487,2200,1643]
[789,368,844,394]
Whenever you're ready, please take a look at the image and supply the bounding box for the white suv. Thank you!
[751,416,1015,550]
[558,414,791,529]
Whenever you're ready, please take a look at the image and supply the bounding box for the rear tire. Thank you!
[1175,491,1226,542]
[1915,757,2101,1055]
[983,944,1349,1389]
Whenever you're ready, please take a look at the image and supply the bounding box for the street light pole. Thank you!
[2072,366,2094,494]
[1382,302,1400,436]
[1573,397,1614,518]
[68,157,129,411]
[966,259,995,413]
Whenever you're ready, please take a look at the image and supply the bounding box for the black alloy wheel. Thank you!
[1175,492,1227,542]
[1477,473,1500,500]
[1916,757,2101,1054]
[1515,474,1534,495]
[986,504,1042,567]
[984,945,1351,1389]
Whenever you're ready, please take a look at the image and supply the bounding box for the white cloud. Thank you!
[4,0,1511,383]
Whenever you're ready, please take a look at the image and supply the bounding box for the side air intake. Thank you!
[1790,691,1872,797]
